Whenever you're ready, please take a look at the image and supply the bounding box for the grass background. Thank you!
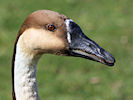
[0,0,133,100]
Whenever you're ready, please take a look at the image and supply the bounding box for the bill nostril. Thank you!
[89,44,92,48]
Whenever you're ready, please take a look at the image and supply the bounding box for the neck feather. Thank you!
[14,41,40,100]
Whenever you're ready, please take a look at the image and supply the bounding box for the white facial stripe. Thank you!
[65,19,73,43]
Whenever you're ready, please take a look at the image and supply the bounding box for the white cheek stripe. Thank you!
[65,19,73,43]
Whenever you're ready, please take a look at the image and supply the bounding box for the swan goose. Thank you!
[12,10,115,100]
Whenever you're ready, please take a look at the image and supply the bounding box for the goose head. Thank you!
[18,10,115,66]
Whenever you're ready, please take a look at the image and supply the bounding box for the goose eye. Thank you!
[48,24,56,31]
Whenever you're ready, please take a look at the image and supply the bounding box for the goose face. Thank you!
[19,10,115,66]
[19,10,69,55]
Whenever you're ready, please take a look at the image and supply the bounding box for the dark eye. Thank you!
[48,24,56,31]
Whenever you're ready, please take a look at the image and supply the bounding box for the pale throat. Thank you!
[14,40,41,100]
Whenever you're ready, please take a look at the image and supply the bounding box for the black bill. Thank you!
[66,20,115,66]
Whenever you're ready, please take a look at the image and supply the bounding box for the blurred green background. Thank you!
[0,0,133,100]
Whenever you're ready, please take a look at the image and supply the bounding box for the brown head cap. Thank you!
[19,10,68,35]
